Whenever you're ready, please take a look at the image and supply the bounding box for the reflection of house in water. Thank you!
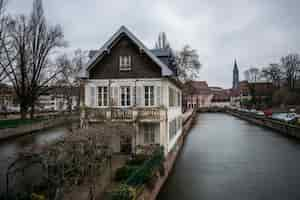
[79,26,183,155]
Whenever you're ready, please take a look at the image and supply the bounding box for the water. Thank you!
[158,113,300,200]
[0,126,69,194]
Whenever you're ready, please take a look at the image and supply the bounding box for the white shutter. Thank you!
[132,86,135,106]
[85,85,89,106]
[90,86,96,107]
[136,86,142,106]
[156,86,161,106]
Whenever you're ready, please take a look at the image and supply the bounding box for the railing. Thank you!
[137,108,161,121]
[227,109,300,139]
[84,107,165,122]
[111,108,133,121]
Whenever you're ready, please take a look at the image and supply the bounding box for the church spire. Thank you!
[234,59,238,70]
[233,59,239,89]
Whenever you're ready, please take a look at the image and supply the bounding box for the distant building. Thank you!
[184,81,213,109]
[210,88,231,108]
[230,80,275,108]
[0,84,19,112]
[0,83,79,113]
[37,86,79,111]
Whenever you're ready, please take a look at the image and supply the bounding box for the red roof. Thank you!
[189,81,212,95]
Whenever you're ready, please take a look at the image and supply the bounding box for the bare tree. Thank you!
[27,0,66,118]
[281,54,300,91]
[244,67,260,82]
[0,0,66,119]
[261,64,282,87]
[176,45,201,81]
[55,49,88,112]
[243,67,261,107]
[155,32,170,49]
[0,0,8,83]
[6,126,112,199]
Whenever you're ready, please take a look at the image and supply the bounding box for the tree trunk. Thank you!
[30,104,35,119]
[20,102,28,119]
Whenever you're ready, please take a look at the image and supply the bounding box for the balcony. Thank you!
[84,107,165,122]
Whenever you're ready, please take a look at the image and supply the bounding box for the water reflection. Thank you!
[158,113,300,200]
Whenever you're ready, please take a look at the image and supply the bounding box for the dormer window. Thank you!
[119,56,131,71]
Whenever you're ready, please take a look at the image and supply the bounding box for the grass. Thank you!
[0,117,45,129]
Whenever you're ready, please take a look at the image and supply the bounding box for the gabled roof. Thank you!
[79,26,174,78]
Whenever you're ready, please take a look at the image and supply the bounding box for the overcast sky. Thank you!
[7,0,300,88]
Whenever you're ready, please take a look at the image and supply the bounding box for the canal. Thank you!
[158,113,300,200]
[0,126,69,194]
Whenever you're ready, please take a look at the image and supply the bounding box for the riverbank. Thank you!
[138,109,197,200]
[0,115,79,141]
[227,109,300,139]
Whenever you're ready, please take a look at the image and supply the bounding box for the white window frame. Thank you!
[144,86,155,107]
[120,86,131,107]
[119,56,132,71]
[98,86,108,107]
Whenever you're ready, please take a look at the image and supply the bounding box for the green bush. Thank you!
[125,147,164,187]
[115,166,138,182]
[110,184,135,200]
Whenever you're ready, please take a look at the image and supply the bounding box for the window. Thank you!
[144,86,154,106]
[98,86,108,106]
[169,119,177,140]
[169,87,178,107]
[177,92,181,106]
[169,116,182,140]
[144,124,155,144]
[119,56,131,71]
[121,86,131,106]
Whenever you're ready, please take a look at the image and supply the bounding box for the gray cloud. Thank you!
[7,0,300,88]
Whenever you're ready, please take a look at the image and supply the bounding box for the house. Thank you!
[210,88,231,108]
[0,83,19,112]
[230,80,275,108]
[37,86,79,112]
[79,26,183,155]
[183,81,213,109]
[0,84,79,113]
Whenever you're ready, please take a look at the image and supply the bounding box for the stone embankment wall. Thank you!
[227,110,300,139]
[139,109,197,200]
[0,115,79,140]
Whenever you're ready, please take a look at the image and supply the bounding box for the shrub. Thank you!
[110,184,136,200]
[125,146,164,187]
[31,193,46,200]
[115,166,138,182]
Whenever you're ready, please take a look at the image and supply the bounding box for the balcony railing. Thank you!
[111,108,133,121]
[84,107,165,122]
[137,108,161,121]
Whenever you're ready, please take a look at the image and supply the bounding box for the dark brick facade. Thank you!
[89,34,162,79]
